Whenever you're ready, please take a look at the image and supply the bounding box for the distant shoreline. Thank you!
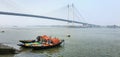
[0,25,120,28]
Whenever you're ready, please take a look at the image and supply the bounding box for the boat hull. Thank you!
[32,40,63,50]
[17,40,64,49]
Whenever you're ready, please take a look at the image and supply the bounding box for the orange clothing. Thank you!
[51,38,60,44]
[41,35,60,45]
[41,35,49,41]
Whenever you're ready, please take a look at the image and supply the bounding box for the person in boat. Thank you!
[42,35,59,45]
[36,36,44,44]
[51,38,60,45]
[36,35,60,45]
[35,35,49,44]
[47,37,53,45]
[36,36,41,42]
[41,35,51,44]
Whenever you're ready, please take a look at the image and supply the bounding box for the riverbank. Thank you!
[0,43,19,54]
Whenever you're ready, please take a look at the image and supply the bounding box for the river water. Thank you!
[0,27,120,57]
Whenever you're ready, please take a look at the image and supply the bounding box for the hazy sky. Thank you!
[0,0,120,26]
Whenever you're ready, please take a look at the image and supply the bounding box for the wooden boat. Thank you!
[17,40,64,49]
[32,40,64,50]
[19,40,36,43]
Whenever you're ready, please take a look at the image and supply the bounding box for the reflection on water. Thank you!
[32,46,64,57]
[15,46,64,57]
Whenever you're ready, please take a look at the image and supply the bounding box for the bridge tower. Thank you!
[67,4,74,27]
[67,4,84,28]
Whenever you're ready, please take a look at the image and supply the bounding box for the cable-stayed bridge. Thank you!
[0,11,96,26]
[0,1,99,27]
